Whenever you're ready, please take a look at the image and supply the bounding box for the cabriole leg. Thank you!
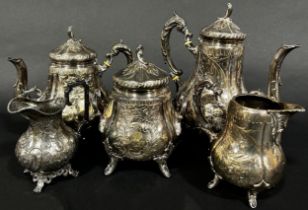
[33,180,45,193]
[208,174,220,189]
[248,190,258,208]
[155,158,171,178]
[104,156,119,176]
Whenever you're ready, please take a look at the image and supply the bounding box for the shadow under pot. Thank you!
[99,43,182,178]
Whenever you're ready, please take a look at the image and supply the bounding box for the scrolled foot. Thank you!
[104,157,118,176]
[28,164,77,193]
[248,190,258,208]
[67,165,79,177]
[156,159,171,178]
[208,174,220,189]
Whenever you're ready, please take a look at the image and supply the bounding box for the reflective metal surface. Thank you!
[161,3,246,140]
[208,45,305,208]
[7,59,90,192]
[9,27,106,129]
[49,26,106,127]
[99,43,182,178]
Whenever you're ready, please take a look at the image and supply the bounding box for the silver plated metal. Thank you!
[7,57,90,192]
[99,43,182,177]
[208,45,305,208]
[161,3,246,140]
[9,26,107,129]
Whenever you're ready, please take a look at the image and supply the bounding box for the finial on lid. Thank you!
[136,45,146,63]
[223,3,233,18]
[173,11,179,17]
[68,26,74,39]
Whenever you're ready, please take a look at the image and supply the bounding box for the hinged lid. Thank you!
[200,3,246,41]
[113,45,170,90]
[49,26,97,63]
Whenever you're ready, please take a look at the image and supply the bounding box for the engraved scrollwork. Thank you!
[161,3,246,139]
[101,89,179,177]
[99,43,181,178]
[193,79,225,140]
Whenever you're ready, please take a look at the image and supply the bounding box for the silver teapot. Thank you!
[208,45,305,208]
[7,59,90,192]
[9,26,106,128]
[99,43,182,178]
[161,3,246,140]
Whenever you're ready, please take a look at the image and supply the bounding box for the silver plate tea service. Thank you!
[6,3,304,208]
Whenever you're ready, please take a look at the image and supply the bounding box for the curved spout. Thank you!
[267,44,299,101]
[8,57,28,97]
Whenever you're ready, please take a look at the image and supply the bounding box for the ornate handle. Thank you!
[161,12,198,82]
[194,80,224,142]
[98,40,133,74]
[65,80,90,135]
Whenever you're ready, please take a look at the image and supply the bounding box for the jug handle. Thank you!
[161,13,198,84]
[98,40,133,74]
[65,80,90,136]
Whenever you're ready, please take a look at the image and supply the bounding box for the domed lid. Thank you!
[113,45,170,90]
[49,26,97,62]
[200,3,246,41]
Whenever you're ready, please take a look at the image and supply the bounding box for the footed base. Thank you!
[24,164,78,193]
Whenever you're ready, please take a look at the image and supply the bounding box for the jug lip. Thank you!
[7,95,65,116]
[232,94,305,113]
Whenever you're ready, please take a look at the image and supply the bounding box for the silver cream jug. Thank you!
[7,59,90,192]
[208,45,305,208]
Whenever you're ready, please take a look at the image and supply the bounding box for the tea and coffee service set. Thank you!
[6,3,305,208]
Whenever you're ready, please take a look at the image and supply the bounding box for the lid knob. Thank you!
[49,26,97,62]
[136,45,146,64]
[67,25,74,39]
[199,2,246,40]
[223,3,233,19]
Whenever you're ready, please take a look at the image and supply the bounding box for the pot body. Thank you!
[177,39,245,137]
[100,87,181,161]
[48,63,105,124]
[15,111,77,173]
[210,95,287,190]
[7,79,90,192]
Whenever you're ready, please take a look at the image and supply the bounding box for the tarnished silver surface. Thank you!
[208,45,305,208]
[161,3,246,140]
[7,58,90,192]
[9,26,107,129]
[99,43,181,178]
[49,26,106,127]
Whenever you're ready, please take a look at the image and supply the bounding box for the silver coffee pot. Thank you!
[161,3,246,140]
